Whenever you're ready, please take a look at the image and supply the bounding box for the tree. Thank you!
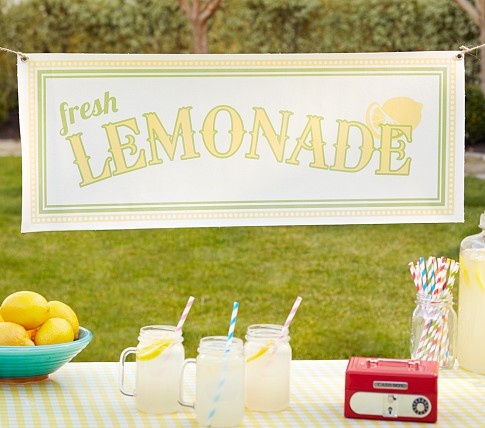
[243,0,322,53]
[453,0,485,94]
[177,0,222,53]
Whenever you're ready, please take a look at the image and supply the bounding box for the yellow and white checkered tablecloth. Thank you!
[1,360,484,427]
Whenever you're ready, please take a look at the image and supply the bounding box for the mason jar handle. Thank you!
[178,358,196,408]
[119,347,137,396]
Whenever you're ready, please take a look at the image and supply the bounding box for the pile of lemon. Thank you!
[0,291,79,346]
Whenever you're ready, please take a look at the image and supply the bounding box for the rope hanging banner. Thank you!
[4,42,485,62]
[0,46,28,62]
[459,42,485,56]
[13,51,465,232]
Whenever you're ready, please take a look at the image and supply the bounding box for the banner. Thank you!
[18,52,465,232]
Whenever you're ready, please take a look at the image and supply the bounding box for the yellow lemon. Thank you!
[366,97,423,138]
[0,322,35,346]
[137,339,172,361]
[0,314,3,322]
[246,342,273,363]
[475,269,484,290]
[0,291,49,330]
[47,301,79,340]
[34,318,74,345]
[27,328,38,341]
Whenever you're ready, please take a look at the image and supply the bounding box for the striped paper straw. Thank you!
[408,262,420,292]
[225,301,239,352]
[446,261,460,291]
[175,296,195,333]
[279,296,302,339]
[434,257,448,293]
[419,257,428,294]
[427,257,436,293]
[262,296,303,369]
[415,262,423,293]
[160,296,195,363]
[207,301,239,427]
[432,257,438,280]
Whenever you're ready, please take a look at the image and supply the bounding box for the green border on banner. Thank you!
[34,64,449,215]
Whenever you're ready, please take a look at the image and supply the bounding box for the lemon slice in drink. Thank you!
[137,339,172,361]
[461,249,485,290]
[246,341,274,363]
[470,249,485,290]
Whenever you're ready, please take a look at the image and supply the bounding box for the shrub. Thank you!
[465,84,485,146]
[0,0,481,130]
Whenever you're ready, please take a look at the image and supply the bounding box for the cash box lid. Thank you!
[346,357,438,394]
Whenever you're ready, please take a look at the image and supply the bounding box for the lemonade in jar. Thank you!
[244,324,291,412]
[457,212,485,374]
[120,325,184,414]
[179,336,245,427]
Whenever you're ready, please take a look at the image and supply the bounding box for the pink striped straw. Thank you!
[435,257,449,294]
[279,296,302,339]
[408,262,420,292]
[175,296,195,333]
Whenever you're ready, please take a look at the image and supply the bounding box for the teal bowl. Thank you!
[0,326,92,382]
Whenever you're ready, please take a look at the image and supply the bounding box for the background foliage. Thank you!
[0,0,482,142]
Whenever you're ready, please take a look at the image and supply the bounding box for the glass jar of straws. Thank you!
[245,324,292,412]
[411,294,457,368]
[409,256,459,369]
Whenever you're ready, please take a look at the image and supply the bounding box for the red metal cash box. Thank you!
[344,357,438,423]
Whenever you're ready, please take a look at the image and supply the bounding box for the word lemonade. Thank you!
[59,91,420,187]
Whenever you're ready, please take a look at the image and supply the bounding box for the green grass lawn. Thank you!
[0,156,484,361]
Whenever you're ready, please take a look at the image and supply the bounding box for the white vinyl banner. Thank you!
[18,52,465,232]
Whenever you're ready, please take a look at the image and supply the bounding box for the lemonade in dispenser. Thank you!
[457,211,485,374]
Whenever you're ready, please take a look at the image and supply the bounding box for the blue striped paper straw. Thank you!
[207,301,239,426]
[225,302,238,353]
[427,257,436,294]
[419,256,428,293]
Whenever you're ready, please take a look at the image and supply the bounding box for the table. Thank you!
[0,360,484,427]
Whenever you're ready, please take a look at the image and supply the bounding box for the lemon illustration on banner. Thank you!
[366,97,423,139]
